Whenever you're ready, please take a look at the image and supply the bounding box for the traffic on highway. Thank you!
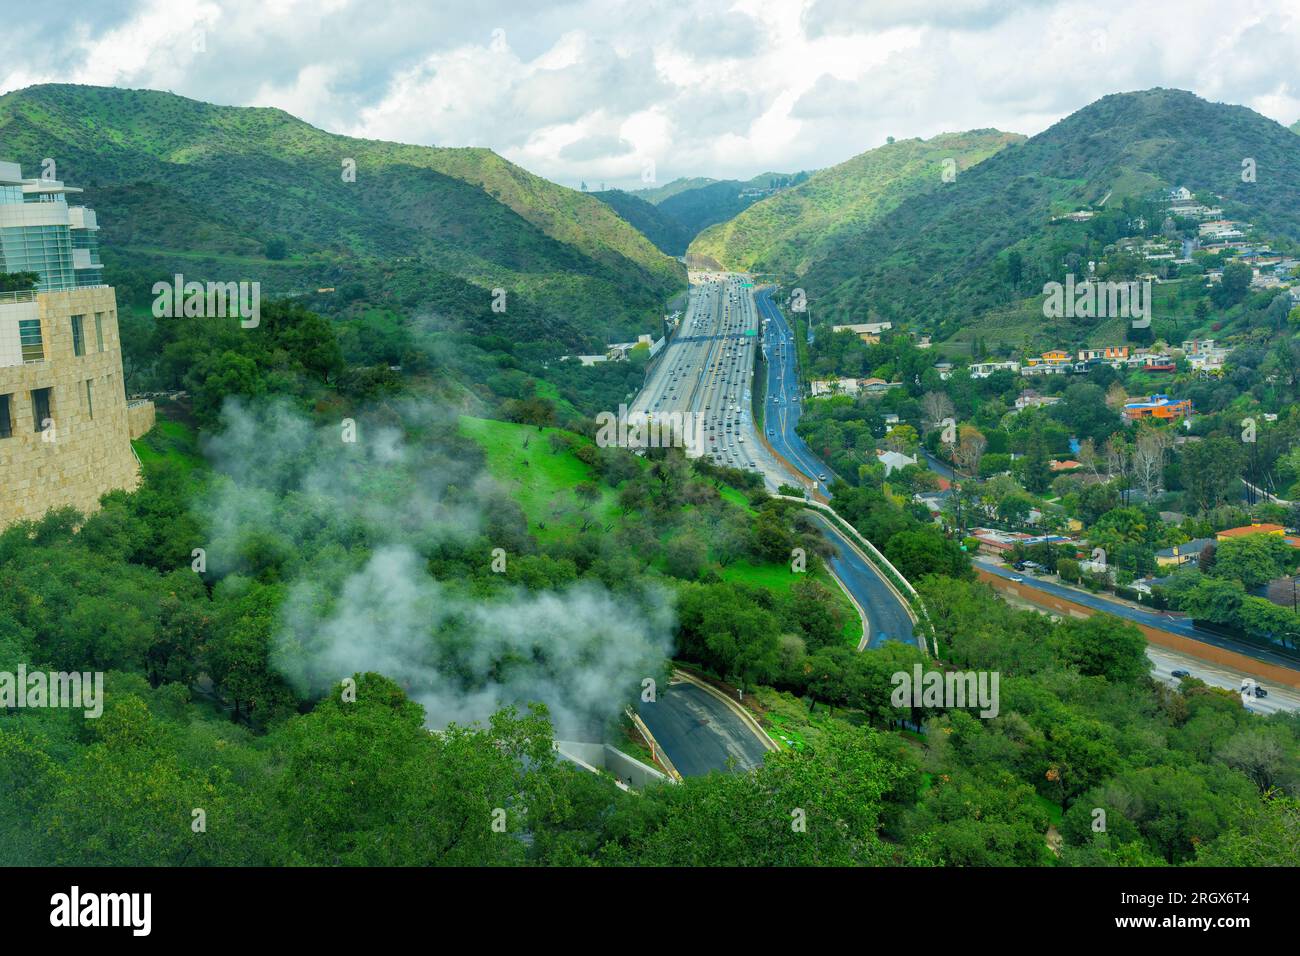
[631,274,772,472]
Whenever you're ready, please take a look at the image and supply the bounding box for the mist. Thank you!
[199,398,675,737]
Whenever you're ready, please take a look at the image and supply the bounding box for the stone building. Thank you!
[0,160,143,528]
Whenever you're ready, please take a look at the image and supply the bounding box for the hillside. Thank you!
[792,89,1300,331]
[627,171,810,239]
[688,130,1023,275]
[0,84,685,349]
[590,189,694,256]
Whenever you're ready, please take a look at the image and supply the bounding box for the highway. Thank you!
[635,677,769,777]
[979,557,1300,715]
[754,288,836,498]
[627,273,925,773]
[631,274,783,474]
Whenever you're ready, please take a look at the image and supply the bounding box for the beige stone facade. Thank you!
[127,399,156,440]
[0,286,140,527]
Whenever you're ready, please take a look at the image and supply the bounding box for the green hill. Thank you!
[0,84,685,349]
[627,171,810,240]
[590,189,693,256]
[791,89,1300,332]
[688,130,1022,275]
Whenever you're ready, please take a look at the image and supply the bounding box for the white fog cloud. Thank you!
[2,0,1297,188]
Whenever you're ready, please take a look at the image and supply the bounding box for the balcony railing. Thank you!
[0,289,37,305]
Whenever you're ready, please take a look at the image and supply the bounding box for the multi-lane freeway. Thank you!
[626,273,926,775]
[632,274,782,474]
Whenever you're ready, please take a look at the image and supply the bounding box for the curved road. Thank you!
[628,274,924,773]
[635,678,769,777]
[811,513,918,650]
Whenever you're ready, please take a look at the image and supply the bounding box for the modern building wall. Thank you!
[0,286,139,527]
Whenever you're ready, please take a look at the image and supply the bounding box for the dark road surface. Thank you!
[636,679,768,777]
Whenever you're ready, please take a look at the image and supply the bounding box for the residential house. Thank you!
[810,377,862,397]
[876,448,918,475]
[832,322,892,343]
[1122,394,1193,422]
[1077,346,1128,362]
[1155,537,1215,567]
[1014,390,1061,411]
[969,360,1020,378]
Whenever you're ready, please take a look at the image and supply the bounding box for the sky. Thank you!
[3,0,1299,190]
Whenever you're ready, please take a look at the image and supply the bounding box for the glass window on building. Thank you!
[85,379,94,419]
[31,387,52,432]
[94,312,105,351]
[71,314,85,356]
[18,318,43,363]
[0,394,11,439]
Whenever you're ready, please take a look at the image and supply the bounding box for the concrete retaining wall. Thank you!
[978,568,1300,690]
[553,740,670,790]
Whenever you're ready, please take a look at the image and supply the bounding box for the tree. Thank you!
[0,270,39,292]
[664,534,707,580]
[1132,425,1172,500]
[954,426,987,478]
[1022,427,1052,494]
[921,391,954,432]
[1211,261,1251,309]
[1211,533,1290,591]
[1180,437,1245,512]
[885,528,972,582]
[1055,615,1149,683]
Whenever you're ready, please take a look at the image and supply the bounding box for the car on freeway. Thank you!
[1171,669,1191,679]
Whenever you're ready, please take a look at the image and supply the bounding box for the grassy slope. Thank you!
[458,415,859,643]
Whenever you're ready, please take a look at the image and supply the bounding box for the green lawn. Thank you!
[132,418,205,478]
[460,415,861,642]
[458,415,618,541]
[720,559,862,646]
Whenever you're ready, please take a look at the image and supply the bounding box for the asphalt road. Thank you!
[980,557,1300,714]
[626,274,927,772]
[635,678,768,777]
[810,512,920,651]
[755,288,835,498]
[631,274,781,474]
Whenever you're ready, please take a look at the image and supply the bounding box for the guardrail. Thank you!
[0,289,37,305]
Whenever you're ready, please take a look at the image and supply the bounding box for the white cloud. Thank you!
[1,0,1297,189]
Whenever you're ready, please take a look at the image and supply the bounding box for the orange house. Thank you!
[1122,395,1193,421]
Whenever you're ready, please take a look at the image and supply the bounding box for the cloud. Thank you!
[202,398,676,737]
[803,0,1062,35]
[2,0,1297,189]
